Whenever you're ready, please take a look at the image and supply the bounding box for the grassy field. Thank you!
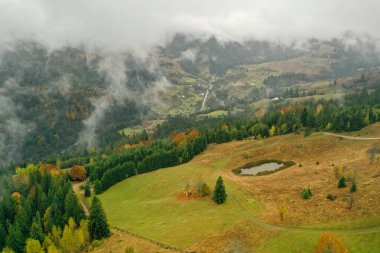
[196,110,228,119]
[97,153,260,248]
[95,124,380,252]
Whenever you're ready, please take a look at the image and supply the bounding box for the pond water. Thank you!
[240,162,285,175]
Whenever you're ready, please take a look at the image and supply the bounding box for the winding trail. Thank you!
[72,181,90,216]
[323,132,380,140]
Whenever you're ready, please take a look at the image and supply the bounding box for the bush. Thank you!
[92,240,102,247]
[301,188,312,199]
[316,161,320,165]
[326,194,337,201]
[198,183,210,197]
[337,176,346,188]
[125,246,135,253]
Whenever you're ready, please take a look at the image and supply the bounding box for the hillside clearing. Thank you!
[94,123,380,252]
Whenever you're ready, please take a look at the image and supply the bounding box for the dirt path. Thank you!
[72,181,90,216]
[323,132,380,140]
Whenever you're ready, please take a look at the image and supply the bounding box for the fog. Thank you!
[1,0,380,53]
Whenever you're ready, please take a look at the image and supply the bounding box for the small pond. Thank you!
[240,162,284,175]
[233,160,295,176]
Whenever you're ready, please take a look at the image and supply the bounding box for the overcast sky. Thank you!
[0,0,379,53]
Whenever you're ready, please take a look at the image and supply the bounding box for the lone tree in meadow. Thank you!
[88,196,110,240]
[350,181,357,193]
[212,176,227,204]
[314,232,349,253]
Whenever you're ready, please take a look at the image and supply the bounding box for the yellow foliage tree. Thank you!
[25,239,44,253]
[60,218,86,253]
[269,125,276,137]
[314,232,349,253]
[11,192,22,207]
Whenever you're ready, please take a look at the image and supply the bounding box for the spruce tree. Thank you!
[0,223,6,250]
[6,222,25,253]
[64,190,84,225]
[93,180,103,195]
[88,197,110,240]
[84,184,91,197]
[212,176,227,204]
[350,181,357,193]
[29,212,44,243]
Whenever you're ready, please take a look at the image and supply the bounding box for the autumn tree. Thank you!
[269,125,276,137]
[188,129,199,140]
[314,232,349,253]
[88,197,110,240]
[60,218,86,253]
[172,132,187,146]
[25,238,44,253]
[278,205,288,221]
[70,165,87,181]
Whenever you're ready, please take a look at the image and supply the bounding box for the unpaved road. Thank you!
[323,132,380,140]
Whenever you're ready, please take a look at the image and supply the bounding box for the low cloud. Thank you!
[78,55,130,148]
[1,0,380,54]
[0,78,33,165]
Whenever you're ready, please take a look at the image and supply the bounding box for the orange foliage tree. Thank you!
[39,164,60,174]
[70,165,87,181]
[314,232,349,253]
[172,132,187,146]
[188,129,199,140]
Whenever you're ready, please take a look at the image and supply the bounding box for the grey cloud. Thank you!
[1,0,380,53]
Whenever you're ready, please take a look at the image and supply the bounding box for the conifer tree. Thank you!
[29,213,45,243]
[6,222,25,253]
[64,190,84,225]
[212,176,227,204]
[84,184,91,197]
[93,180,103,195]
[350,181,357,193]
[0,223,6,249]
[88,197,110,240]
